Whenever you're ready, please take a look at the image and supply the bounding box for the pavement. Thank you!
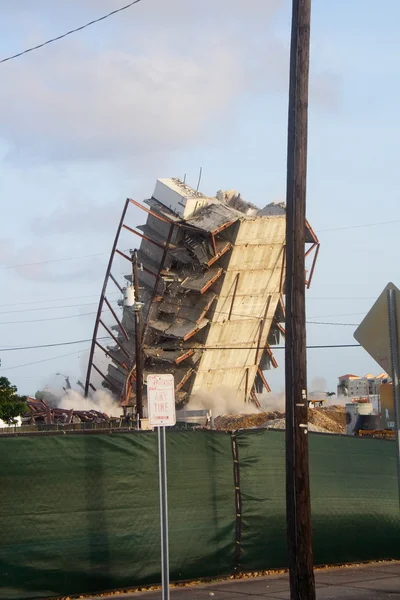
[88,561,400,599]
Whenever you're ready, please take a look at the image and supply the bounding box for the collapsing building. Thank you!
[86,178,319,409]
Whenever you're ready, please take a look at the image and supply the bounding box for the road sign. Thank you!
[147,373,176,600]
[354,282,400,378]
[147,374,176,427]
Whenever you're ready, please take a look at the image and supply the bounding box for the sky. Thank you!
[0,0,399,397]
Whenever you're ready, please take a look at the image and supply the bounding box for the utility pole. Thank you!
[133,249,144,420]
[285,0,315,599]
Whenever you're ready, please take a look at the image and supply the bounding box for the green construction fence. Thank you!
[0,429,398,600]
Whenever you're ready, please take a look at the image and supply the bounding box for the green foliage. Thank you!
[0,377,28,424]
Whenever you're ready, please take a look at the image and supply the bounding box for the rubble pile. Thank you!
[26,398,113,425]
[213,406,346,434]
[264,418,331,433]
[214,411,283,430]
[308,406,346,433]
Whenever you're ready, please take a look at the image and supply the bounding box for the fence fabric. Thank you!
[0,430,235,600]
[0,428,399,599]
[235,429,400,571]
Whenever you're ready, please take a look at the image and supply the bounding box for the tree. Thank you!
[0,377,28,424]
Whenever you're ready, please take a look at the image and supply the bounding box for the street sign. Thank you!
[147,374,176,427]
[355,284,400,508]
[354,282,400,378]
[147,373,176,600]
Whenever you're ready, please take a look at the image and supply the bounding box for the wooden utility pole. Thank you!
[133,249,144,420]
[285,0,315,599]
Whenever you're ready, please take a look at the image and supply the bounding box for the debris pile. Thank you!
[213,406,346,434]
[214,411,283,430]
[26,398,114,425]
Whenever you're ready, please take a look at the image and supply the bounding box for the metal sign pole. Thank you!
[158,426,170,600]
[387,288,400,503]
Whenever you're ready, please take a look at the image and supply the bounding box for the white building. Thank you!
[337,373,389,398]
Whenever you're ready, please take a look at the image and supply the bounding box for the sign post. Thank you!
[387,288,400,502]
[354,282,400,503]
[147,374,176,600]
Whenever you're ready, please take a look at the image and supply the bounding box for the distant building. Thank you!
[337,373,389,398]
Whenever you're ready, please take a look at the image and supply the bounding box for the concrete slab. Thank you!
[315,566,397,585]
[272,587,400,600]
[86,562,400,600]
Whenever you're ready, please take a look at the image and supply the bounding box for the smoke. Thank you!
[258,392,285,412]
[310,377,327,392]
[187,386,260,417]
[327,394,348,407]
[58,389,120,417]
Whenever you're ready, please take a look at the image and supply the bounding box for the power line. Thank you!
[318,218,400,233]
[0,349,89,372]
[0,299,119,315]
[307,321,359,326]
[0,252,108,270]
[0,337,110,352]
[0,339,361,353]
[0,291,120,308]
[0,311,100,326]
[0,0,144,64]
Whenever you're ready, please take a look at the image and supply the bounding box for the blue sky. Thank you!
[0,0,399,396]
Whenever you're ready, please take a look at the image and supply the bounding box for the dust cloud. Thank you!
[187,386,260,417]
[58,389,120,417]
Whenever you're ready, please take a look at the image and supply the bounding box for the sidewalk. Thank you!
[88,561,400,599]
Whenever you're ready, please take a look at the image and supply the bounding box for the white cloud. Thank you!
[0,0,286,164]
[0,0,339,166]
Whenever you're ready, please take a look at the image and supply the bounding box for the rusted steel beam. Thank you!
[116,249,132,262]
[92,363,118,392]
[305,241,317,258]
[99,319,131,359]
[212,220,236,236]
[279,245,286,294]
[85,198,130,397]
[305,218,319,244]
[95,341,129,372]
[128,197,180,226]
[276,322,286,336]
[200,268,223,294]
[265,345,278,369]
[116,249,158,278]
[109,273,124,293]
[206,242,232,267]
[122,223,165,250]
[255,296,271,365]
[228,273,240,320]
[104,296,129,340]
[306,243,320,289]
[211,232,217,256]
[175,348,195,365]
[175,368,195,391]
[250,387,262,408]
[279,294,286,318]
[182,322,207,342]
[257,367,271,393]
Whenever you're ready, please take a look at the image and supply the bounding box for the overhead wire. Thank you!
[0,338,361,353]
[0,299,119,315]
[0,252,108,270]
[0,292,120,308]
[0,349,89,372]
[0,337,110,352]
[0,0,144,64]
